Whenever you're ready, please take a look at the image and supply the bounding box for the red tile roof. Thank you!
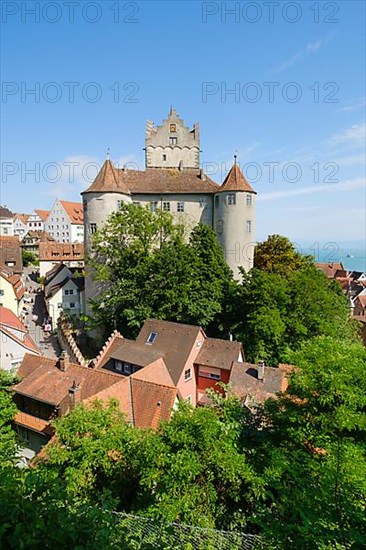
[34,209,50,222]
[316,262,344,279]
[39,242,84,262]
[229,362,286,405]
[0,236,23,273]
[0,308,40,354]
[14,411,53,435]
[60,201,84,224]
[195,338,243,371]
[219,163,256,193]
[136,319,205,385]
[83,160,220,195]
[15,213,30,224]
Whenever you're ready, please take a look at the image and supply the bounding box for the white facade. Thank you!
[45,200,84,243]
[27,210,47,231]
[14,216,29,240]
[0,273,24,317]
[0,213,14,236]
[46,279,84,327]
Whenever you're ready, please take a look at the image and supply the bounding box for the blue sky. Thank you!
[1,0,365,245]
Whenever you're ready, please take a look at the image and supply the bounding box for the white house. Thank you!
[27,209,50,232]
[0,207,15,236]
[44,264,85,327]
[45,200,84,243]
[0,265,25,317]
[13,214,30,240]
[0,306,40,371]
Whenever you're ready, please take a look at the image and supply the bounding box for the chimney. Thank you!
[257,361,265,381]
[68,380,81,409]
[59,351,70,371]
[200,168,206,180]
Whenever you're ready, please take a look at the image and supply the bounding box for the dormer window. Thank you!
[147,331,157,344]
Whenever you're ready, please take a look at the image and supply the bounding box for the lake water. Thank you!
[296,243,366,273]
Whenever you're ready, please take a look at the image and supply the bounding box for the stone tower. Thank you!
[145,108,200,169]
[214,160,256,279]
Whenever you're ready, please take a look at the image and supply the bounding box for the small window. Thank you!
[184,368,192,381]
[246,194,252,206]
[246,220,252,234]
[69,302,76,308]
[90,223,97,234]
[0,290,4,296]
[150,201,158,213]
[215,195,219,208]
[115,360,123,372]
[169,137,177,146]
[162,202,170,212]
[162,154,167,161]
[170,124,176,132]
[123,363,132,374]
[185,395,191,403]
[147,331,157,344]
[227,194,236,205]
[177,202,184,213]
[65,290,69,295]
[199,197,205,208]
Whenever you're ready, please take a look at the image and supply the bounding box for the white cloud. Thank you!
[329,123,366,147]
[258,177,365,202]
[269,32,335,74]
[337,98,366,113]
[306,40,323,53]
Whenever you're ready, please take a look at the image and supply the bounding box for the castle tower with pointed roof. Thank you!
[214,159,256,277]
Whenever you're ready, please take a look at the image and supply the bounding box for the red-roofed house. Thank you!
[93,319,245,407]
[27,209,51,232]
[0,306,40,371]
[13,351,177,452]
[45,200,84,244]
[14,213,30,239]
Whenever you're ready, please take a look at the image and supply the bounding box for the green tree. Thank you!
[89,204,235,337]
[256,337,366,549]
[22,249,39,267]
[254,234,312,276]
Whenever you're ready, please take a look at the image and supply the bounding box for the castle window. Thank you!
[163,202,170,212]
[150,201,158,212]
[227,194,236,205]
[246,194,252,206]
[177,202,185,213]
[246,220,252,234]
[90,223,97,234]
[162,154,167,161]
[215,196,219,208]
[170,137,177,146]
[170,124,176,132]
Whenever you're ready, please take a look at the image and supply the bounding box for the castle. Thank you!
[82,109,256,302]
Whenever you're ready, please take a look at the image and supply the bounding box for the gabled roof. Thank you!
[0,307,40,354]
[219,163,256,193]
[59,201,84,224]
[0,236,23,273]
[15,354,122,406]
[195,338,243,371]
[229,362,286,405]
[136,319,204,385]
[316,262,344,278]
[34,209,50,222]
[95,335,164,370]
[0,207,14,218]
[23,230,55,242]
[82,160,219,195]
[14,213,30,224]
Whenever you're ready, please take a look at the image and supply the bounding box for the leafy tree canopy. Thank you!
[254,234,313,276]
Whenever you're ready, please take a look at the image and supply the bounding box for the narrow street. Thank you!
[21,266,60,359]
